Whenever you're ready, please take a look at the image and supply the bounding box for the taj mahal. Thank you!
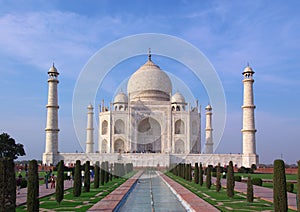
[42,52,258,168]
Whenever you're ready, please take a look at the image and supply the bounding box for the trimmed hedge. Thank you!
[251,178,262,186]
[234,175,242,182]
[273,159,287,212]
[27,160,39,211]
[73,160,82,197]
[286,182,294,193]
[226,161,234,198]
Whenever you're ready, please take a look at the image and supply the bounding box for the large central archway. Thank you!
[137,117,161,153]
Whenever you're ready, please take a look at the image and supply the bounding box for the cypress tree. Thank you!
[297,160,300,210]
[109,163,113,181]
[56,160,64,205]
[105,161,109,182]
[226,161,235,198]
[199,163,203,186]
[206,165,212,189]
[84,161,90,192]
[27,159,39,211]
[94,162,100,188]
[247,176,253,203]
[0,159,16,212]
[216,163,221,192]
[194,163,199,184]
[273,159,287,211]
[100,162,105,185]
[73,160,81,197]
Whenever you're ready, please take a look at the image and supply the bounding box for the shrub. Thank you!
[27,160,39,211]
[212,172,217,177]
[73,160,81,197]
[234,176,242,182]
[226,161,234,198]
[216,163,221,192]
[199,163,203,186]
[100,162,105,185]
[286,182,294,193]
[273,159,287,212]
[247,177,254,203]
[206,165,212,189]
[56,160,64,205]
[251,178,262,186]
[194,163,199,184]
[0,159,16,212]
[94,162,100,189]
[20,178,27,188]
[84,161,90,192]
[297,160,300,209]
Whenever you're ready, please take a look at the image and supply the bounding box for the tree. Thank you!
[0,133,25,160]
[216,163,221,192]
[297,160,300,211]
[247,177,253,203]
[273,159,287,211]
[0,158,16,211]
[56,160,64,205]
[73,160,81,197]
[84,161,90,192]
[199,163,203,186]
[206,165,212,189]
[100,162,105,185]
[227,161,235,198]
[27,160,39,211]
[94,162,100,189]
[194,163,199,184]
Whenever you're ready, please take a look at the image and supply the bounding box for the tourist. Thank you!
[16,174,22,194]
[44,172,49,189]
[67,171,71,180]
[50,174,56,189]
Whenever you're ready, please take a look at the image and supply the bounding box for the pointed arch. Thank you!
[175,139,184,153]
[114,139,124,153]
[175,119,185,134]
[102,139,107,153]
[114,119,125,134]
[101,120,108,135]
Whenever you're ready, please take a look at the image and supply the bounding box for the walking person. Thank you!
[44,172,49,189]
[50,174,56,189]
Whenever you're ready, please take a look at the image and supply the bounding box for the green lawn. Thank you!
[166,172,296,212]
[235,173,297,181]
[17,171,136,211]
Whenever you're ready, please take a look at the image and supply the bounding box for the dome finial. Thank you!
[148,48,151,61]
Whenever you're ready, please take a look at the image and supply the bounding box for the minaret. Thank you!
[242,64,258,167]
[85,104,94,153]
[43,64,60,165]
[205,104,213,154]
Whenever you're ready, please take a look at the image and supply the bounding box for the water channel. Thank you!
[118,169,187,212]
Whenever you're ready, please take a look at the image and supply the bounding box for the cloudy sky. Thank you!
[0,0,299,164]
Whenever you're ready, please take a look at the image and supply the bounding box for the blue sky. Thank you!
[0,0,299,164]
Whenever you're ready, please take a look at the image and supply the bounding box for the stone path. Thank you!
[211,177,297,211]
[159,172,219,212]
[16,180,74,206]
[88,170,143,211]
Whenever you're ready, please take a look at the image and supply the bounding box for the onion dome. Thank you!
[171,92,186,103]
[205,104,212,111]
[127,53,172,102]
[114,92,128,103]
[48,63,59,75]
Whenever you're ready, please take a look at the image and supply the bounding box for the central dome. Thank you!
[127,55,172,102]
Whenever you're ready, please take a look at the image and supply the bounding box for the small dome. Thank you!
[127,57,172,102]
[48,63,59,75]
[171,92,185,103]
[242,64,254,75]
[87,104,93,109]
[205,104,212,110]
[114,92,128,103]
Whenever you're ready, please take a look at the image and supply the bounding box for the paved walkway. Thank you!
[16,180,74,206]
[88,170,143,211]
[211,177,297,211]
